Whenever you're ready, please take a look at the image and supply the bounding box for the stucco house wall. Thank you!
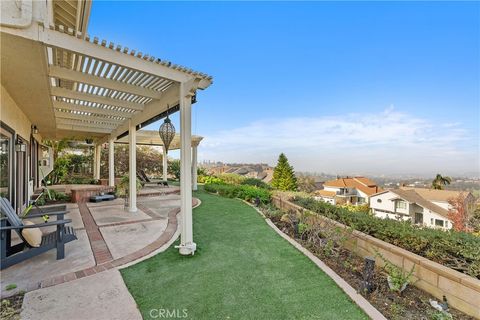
[1,85,33,140]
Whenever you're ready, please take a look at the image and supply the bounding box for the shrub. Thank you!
[259,204,284,219]
[203,176,225,185]
[33,189,71,207]
[218,173,245,185]
[116,175,143,197]
[241,177,271,189]
[292,197,480,279]
[204,183,271,204]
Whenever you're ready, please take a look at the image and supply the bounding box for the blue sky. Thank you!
[88,1,479,176]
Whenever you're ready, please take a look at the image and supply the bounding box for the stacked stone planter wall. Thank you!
[272,196,480,319]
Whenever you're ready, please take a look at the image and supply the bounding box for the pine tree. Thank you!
[271,153,298,191]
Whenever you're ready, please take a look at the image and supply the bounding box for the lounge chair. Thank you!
[137,169,168,187]
[0,197,77,270]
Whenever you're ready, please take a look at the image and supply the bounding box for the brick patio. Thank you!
[1,192,198,297]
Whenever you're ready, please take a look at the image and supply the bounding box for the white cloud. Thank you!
[199,108,479,176]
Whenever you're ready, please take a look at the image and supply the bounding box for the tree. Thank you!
[448,193,470,232]
[100,145,164,179]
[431,174,451,190]
[168,159,181,180]
[271,153,297,191]
[43,139,69,161]
[297,175,317,193]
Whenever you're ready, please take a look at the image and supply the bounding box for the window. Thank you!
[414,212,423,225]
[376,199,382,203]
[358,197,366,204]
[431,218,434,225]
[435,219,444,227]
[395,200,407,210]
[445,221,449,228]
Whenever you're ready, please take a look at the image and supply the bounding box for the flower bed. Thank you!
[292,196,480,279]
[260,203,475,320]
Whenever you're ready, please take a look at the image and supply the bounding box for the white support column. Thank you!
[108,137,115,186]
[178,82,195,255]
[128,120,137,212]
[93,146,97,179]
[162,145,168,181]
[94,144,101,180]
[192,145,198,191]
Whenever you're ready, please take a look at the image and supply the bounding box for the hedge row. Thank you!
[204,183,271,204]
[293,197,480,279]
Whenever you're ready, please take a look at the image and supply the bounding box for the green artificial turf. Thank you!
[121,188,368,320]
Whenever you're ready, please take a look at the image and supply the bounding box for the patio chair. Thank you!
[137,169,168,187]
[0,197,77,270]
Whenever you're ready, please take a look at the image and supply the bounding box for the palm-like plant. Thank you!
[432,174,451,190]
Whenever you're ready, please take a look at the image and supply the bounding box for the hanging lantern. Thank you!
[159,108,175,153]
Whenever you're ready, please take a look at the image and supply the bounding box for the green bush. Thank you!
[293,197,480,279]
[241,177,271,189]
[203,176,225,185]
[204,183,271,204]
[34,189,71,206]
[218,173,245,185]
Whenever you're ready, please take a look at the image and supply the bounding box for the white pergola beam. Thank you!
[53,100,135,118]
[54,110,124,124]
[56,117,118,129]
[110,83,180,138]
[43,28,193,83]
[51,87,145,111]
[49,65,163,100]
[57,124,112,133]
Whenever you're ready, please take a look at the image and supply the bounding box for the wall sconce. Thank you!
[31,125,39,134]
[15,138,26,152]
[103,143,108,150]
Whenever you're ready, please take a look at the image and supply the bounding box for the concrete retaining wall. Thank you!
[272,196,480,319]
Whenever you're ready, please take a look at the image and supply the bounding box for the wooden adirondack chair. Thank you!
[0,197,77,270]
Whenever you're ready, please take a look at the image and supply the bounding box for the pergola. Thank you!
[115,131,203,190]
[1,5,212,255]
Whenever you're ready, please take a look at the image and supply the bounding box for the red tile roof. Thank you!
[323,177,382,196]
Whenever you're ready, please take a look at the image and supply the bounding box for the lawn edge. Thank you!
[243,200,387,320]
[118,198,202,270]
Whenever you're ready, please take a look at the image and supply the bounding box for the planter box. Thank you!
[272,196,480,319]
[71,186,115,203]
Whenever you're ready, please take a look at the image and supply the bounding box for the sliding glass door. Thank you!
[0,126,13,203]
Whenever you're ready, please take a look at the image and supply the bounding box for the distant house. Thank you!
[369,188,474,230]
[314,177,382,205]
[399,187,475,211]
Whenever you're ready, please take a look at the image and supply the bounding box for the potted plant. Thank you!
[116,175,143,197]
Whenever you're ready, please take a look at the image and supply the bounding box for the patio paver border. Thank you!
[27,198,198,292]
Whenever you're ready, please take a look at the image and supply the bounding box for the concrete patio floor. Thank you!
[1,190,182,298]
[21,269,142,320]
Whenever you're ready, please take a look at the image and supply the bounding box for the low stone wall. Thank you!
[71,186,115,203]
[272,196,480,319]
